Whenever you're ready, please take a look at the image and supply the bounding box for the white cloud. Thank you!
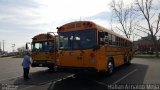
[0,0,159,52]
[33,0,111,23]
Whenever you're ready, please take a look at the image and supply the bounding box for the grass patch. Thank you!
[12,55,23,58]
[0,56,9,58]
[134,54,160,58]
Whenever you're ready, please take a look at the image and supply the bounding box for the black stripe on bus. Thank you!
[107,54,125,57]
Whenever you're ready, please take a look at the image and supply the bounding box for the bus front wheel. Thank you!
[48,65,58,72]
[48,66,54,70]
[107,60,114,75]
[127,56,131,65]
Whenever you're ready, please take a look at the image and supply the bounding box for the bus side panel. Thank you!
[95,46,107,71]
[113,55,124,67]
[58,51,84,67]
[82,50,97,68]
[106,46,125,67]
[58,50,98,68]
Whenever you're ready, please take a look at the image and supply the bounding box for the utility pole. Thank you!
[0,41,1,54]
[3,40,4,54]
[0,41,1,50]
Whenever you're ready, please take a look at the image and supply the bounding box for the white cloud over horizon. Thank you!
[0,0,113,52]
[0,0,159,52]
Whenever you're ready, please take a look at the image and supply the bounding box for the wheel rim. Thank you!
[108,62,113,74]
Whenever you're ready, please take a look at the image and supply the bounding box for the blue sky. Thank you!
[0,0,159,52]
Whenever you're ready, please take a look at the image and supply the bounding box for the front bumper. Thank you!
[31,62,54,67]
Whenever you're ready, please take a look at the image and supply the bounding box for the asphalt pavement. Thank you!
[0,57,160,90]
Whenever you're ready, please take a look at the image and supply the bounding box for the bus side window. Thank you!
[118,37,120,46]
[122,39,124,47]
[116,37,118,46]
[112,35,116,45]
[109,34,112,45]
[98,32,105,45]
[120,38,122,47]
[121,38,123,47]
[105,32,108,43]
[127,42,129,47]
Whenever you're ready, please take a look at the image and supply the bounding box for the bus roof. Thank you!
[32,33,56,42]
[57,21,131,42]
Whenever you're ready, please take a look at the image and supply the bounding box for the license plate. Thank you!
[39,64,43,66]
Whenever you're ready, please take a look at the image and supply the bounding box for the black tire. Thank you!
[48,65,58,72]
[48,67,55,71]
[48,66,54,70]
[107,60,114,75]
[127,56,131,65]
[53,65,58,72]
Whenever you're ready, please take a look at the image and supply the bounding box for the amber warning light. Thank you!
[57,22,93,31]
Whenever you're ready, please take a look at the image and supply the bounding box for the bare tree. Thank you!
[17,46,26,57]
[135,0,160,57]
[110,0,136,39]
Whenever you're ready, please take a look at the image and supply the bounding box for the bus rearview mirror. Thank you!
[25,43,28,50]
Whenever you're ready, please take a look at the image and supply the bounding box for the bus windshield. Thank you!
[32,41,55,52]
[59,29,97,50]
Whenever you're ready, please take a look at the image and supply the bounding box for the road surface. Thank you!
[0,57,160,90]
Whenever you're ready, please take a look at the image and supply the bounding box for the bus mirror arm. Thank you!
[93,45,100,51]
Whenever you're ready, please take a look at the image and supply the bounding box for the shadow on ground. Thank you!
[13,69,72,85]
[48,63,148,90]
[5,63,148,90]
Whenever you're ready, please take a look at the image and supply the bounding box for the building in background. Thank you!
[133,34,160,54]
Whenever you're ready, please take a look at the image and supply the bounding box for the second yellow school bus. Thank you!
[57,21,133,74]
[31,33,57,70]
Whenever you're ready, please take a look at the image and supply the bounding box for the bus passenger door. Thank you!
[96,31,109,70]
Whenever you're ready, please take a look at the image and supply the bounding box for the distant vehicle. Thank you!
[30,33,57,70]
[57,21,133,74]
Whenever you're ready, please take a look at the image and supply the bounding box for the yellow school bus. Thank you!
[31,33,57,70]
[57,21,133,74]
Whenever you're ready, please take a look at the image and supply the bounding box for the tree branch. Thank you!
[154,13,160,36]
[115,26,124,33]
[136,24,149,31]
[135,28,149,34]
